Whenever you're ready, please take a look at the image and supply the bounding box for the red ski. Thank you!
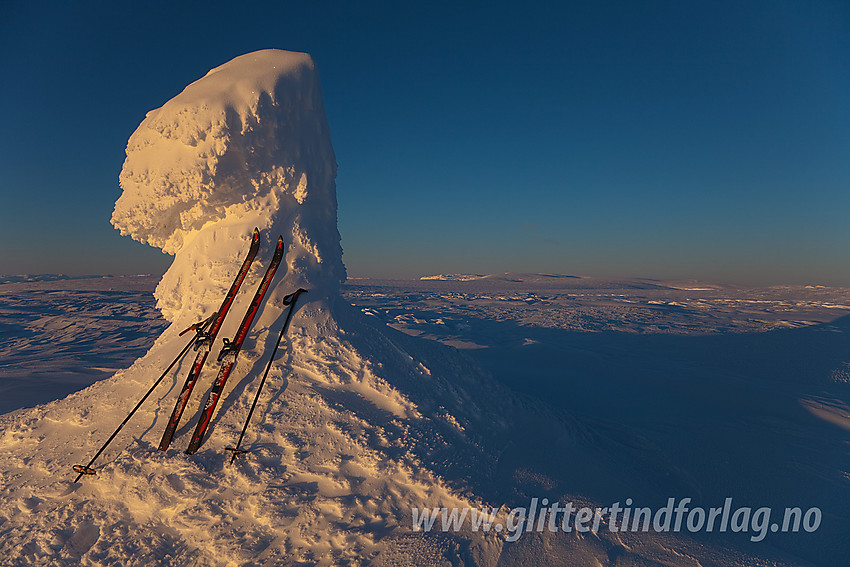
[185,235,284,454]
[158,228,261,451]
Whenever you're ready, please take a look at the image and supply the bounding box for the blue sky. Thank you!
[1,1,848,284]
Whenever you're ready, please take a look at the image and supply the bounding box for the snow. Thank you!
[1,49,848,565]
[419,274,486,281]
[112,49,344,322]
[1,49,488,566]
[0,276,166,413]
[2,274,850,564]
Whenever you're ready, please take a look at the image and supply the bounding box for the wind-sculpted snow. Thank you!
[0,276,167,413]
[112,49,344,321]
[2,50,505,566]
[2,275,848,564]
[0,292,523,565]
[349,275,850,338]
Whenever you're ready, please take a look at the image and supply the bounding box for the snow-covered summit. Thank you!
[0,50,506,565]
[112,49,343,321]
[1,51,815,567]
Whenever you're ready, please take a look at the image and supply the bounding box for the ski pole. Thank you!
[226,288,307,464]
[72,315,214,482]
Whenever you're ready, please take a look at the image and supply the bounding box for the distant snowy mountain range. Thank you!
[0,274,107,284]
[420,272,583,282]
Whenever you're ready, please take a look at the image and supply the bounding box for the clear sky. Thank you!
[1,1,848,285]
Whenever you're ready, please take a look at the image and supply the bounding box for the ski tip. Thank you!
[247,228,261,254]
[276,235,283,248]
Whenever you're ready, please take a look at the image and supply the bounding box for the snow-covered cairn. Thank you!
[112,49,345,322]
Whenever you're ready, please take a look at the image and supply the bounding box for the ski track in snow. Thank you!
[1,274,849,565]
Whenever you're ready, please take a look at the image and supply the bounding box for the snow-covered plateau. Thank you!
[2,273,849,565]
[0,49,848,566]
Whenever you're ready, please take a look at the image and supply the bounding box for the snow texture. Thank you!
[2,49,496,566]
[112,49,344,322]
[3,274,847,565]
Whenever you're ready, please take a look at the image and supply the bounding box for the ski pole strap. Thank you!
[282,288,308,305]
[72,464,97,476]
[179,312,217,336]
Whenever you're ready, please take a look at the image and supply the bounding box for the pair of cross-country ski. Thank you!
[73,229,306,482]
